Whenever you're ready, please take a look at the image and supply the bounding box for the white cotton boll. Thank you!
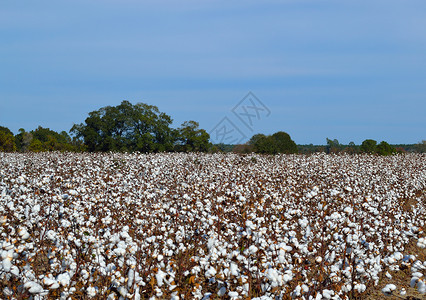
[68,189,78,196]
[86,286,97,298]
[230,263,239,276]
[418,280,426,294]
[393,252,403,260]
[57,272,71,286]
[385,271,392,279]
[228,291,239,298]
[128,269,135,289]
[18,227,30,240]
[2,258,12,272]
[343,206,353,214]
[315,256,323,264]
[10,265,19,276]
[354,283,366,293]
[382,284,396,295]
[292,285,302,297]
[248,245,258,254]
[3,286,13,296]
[24,281,44,294]
[298,218,308,228]
[156,270,167,287]
[81,269,89,280]
[417,237,426,249]
[43,278,57,287]
[205,266,217,278]
[283,273,292,282]
[117,286,127,297]
[400,288,406,295]
[207,238,216,250]
[32,204,41,214]
[245,220,256,230]
[322,289,334,299]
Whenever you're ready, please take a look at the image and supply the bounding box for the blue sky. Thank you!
[1,0,425,144]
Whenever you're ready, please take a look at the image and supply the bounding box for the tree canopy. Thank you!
[249,131,298,154]
[360,139,377,154]
[0,126,16,152]
[70,101,210,152]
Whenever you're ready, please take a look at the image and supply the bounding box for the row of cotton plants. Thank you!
[0,152,425,299]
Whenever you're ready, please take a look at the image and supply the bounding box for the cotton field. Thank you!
[0,152,425,300]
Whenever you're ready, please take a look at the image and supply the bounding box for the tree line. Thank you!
[1,100,425,154]
[1,101,210,153]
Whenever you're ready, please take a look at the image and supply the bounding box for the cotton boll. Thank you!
[248,245,258,254]
[3,286,13,296]
[344,206,353,215]
[18,227,30,240]
[230,262,239,276]
[417,237,426,249]
[156,270,167,287]
[2,257,12,272]
[81,269,89,280]
[385,271,392,279]
[322,289,334,299]
[24,281,44,294]
[228,291,239,298]
[205,266,217,278]
[393,252,403,260]
[117,286,127,297]
[128,269,135,289]
[382,284,396,295]
[418,280,426,294]
[57,272,71,286]
[86,286,97,298]
[354,283,366,293]
[10,265,19,276]
[32,204,41,214]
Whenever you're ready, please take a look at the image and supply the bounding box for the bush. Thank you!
[361,139,377,154]
[0,126,16,152]
[249,131,297,154]
[376,141,395,156]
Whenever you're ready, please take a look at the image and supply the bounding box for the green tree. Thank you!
[71,101,177,152]
[249,131,297,154]
[360,139,377,154]
[414,140,426,153]
[28,138,43,152]
[326,138,341,154]
[30,126,75,152]
[15,128,33,152]
[345,141,358,154]
[272,131,298,154]
[0,126,16,152]
[376,141,395,156]
[176,121,210,152]
[249,134,274,154]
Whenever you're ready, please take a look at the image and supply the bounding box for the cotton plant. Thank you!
[0,152,425,298]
